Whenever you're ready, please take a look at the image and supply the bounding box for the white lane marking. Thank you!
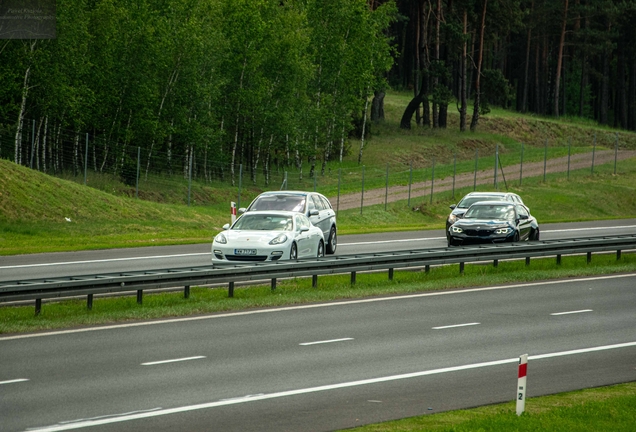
[432,322,480,330]
[0,378,29,385]
[551,309,593,316]
[141,356,206,366]
[2,273,635,342]
[25,341,636,431]
[544,225,636,233]
[0,253,210,270]
[299,338,354,346]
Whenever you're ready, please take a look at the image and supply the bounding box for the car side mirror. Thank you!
[518,214,529,220]
[449,204,457,210]
[222,223,230,230]
[238,208,246,214]
[309,210,319,216]
[300,226,309,232]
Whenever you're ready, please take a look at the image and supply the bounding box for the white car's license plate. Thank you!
[234,249,257,255]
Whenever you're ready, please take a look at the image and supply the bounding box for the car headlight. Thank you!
[269,234,288,245]
[214,233,227,244]
[451,226,463,233]
[448,214,458,224]
[495,227,513,234]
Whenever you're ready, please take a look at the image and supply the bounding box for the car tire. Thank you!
[447,238,455,247]
[513,232,520,242]
[290,243,298,260]
[532,228,540,241]
[326,226,337,254]
[317,240,325,258]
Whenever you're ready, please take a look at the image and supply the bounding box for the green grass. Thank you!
[346,382,636,431]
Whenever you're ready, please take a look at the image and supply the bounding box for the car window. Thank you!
[311,195,324,211]
[517,205,529,217]
[319,195,332,210]
[233,214,292,231]
[251,195,306,213]
[465,204,514,220]
[458,196,498,208]
[296,214,311,231]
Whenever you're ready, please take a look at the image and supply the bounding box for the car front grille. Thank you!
[465,229,494,236]
[225,255,269,262]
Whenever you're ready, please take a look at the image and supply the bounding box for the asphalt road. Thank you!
[1,274,635,432]
[1,218,636,282]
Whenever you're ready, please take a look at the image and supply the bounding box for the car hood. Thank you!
[217,230,289,243]
[452,219,512,229]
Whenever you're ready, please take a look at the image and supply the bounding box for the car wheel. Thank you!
[317,240,325,258]
[447,238,455,247]
[532,228,540,241]
[513,232,520,242]
[290,243,298,260]
[326,226,337,254]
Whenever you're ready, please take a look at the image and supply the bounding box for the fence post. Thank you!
[360,165,365,215]
[516,353,528,416]
[408,161,413,207]
[494,144,499,189]
[543,139,548,182]
[519,142,524,186]
[567,137,571,180]
[473,149,478,191]
[385,163,389,211]
[29,119,35,169]
[591,133,596,174]
[614,132,618,174]
[337,168,341,217]
[84,133,89,185]
[452,152,456,199]
[430,158,435,205]
[188,148,193,207]
[238,164,243,209]
[136,147,140,199]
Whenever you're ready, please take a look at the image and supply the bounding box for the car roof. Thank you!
[469,200,516,206]
[463,192,516,197]
[239,210,300,217]
[256,190,318,197]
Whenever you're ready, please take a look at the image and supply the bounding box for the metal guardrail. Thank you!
[2,234,635,315]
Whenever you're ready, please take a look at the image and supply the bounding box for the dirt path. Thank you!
[330,150,636,210]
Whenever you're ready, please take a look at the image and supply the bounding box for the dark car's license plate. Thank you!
[234,249,257,255]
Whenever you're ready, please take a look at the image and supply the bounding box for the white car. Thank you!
[239,191,337,254]
[212,211,325,265]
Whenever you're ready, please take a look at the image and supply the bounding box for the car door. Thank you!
[515,205,532,240]
[295,214,314,257]
[308,194,328,239]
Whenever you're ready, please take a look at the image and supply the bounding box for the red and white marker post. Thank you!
[516,353,528,416]
[231,201,237,224]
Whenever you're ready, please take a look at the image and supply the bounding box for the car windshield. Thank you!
[464,204,515,221]
[232,214,293,231]
[250,195,306,212]
[457,196,502,209]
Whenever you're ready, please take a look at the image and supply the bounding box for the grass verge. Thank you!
[345,382,636,431]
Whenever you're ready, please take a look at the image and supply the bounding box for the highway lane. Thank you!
[1,218,636,282]
[1,274,635,431]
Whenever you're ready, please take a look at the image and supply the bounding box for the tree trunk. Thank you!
[470,0,487,132]
[522,1,533,113]
[553,0,568,119]
[358,89,370,164]
[14,41,37,165]
[371,90,385,121]
[459,9,467,132]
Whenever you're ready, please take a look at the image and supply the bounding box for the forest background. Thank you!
[1,0,635,191]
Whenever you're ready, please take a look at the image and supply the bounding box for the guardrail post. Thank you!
[87,294,93,310]
[388,268,394,280]
[617,250,622,260]
[351,271,357,285]
[525,257,531,266]
[425,265,430,273]
[35,298,42,316]
[312,275,318,288]
[459,262,464,274]
[493,259,498,267]
[271,278,276,291]
[556,254,562,265]
[229,282,234,297]
[136,290,143,304]
[184,286,190,299]
[587,252,592,263]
